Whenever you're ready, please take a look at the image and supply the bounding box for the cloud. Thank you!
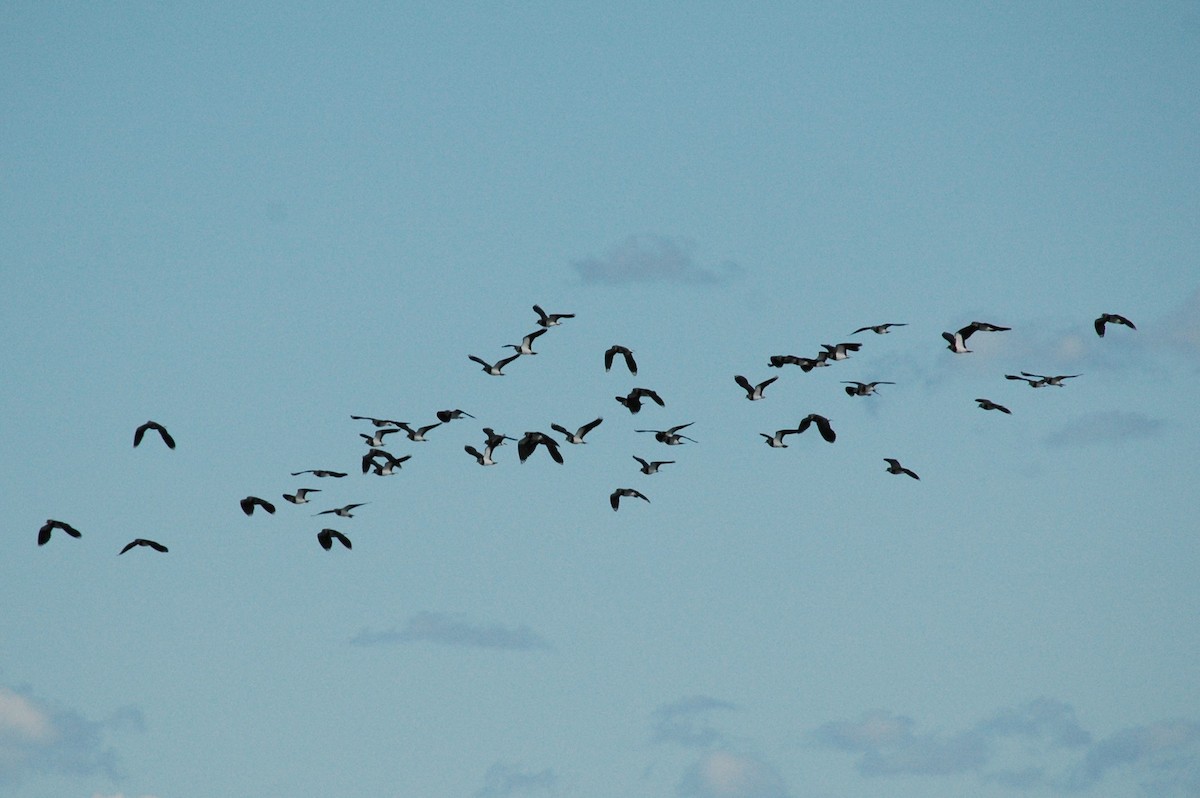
[0,686,138,786]
[814,699,1200,794]
[350,611,550,651]
[571,235,741,285]
[1044,410,1165,447]
[652,696,738,749]
[676,750,790,798]
[473,762,556,798]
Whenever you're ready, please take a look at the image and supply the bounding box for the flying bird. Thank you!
[315,503,368,518]
[482,428,516,449]
[503,329,548,355]
[351,415,406,427]
[734,375,778,400]
[1094,313,1136,337]
[119,538,168,555]
[464,444,498,466]
[517,431,564,464]
[616,387,665,414]
[436,409,475,423]
[883,458,920,480]
[317,528,352,551]
[240,496,276,515]
[821,342,862,361]
[359,428,403,447]
[290,470,347,478]
[610,488,650,510]
[283,488,321,504]
[635,422,696,445]
[942,321,1011,353]
[633,456,674,474]
[851,323,907,335]
[768,355,802,368]
[38,519,81,546]
[759,427,803,448]
[797,413,836,442]
[976,398,1012,414]
[362,448,410,475]
[469,353,522,375]
[551,417,603,444]
[532,304,574,327]
[396,421,441,442]
[604,345,638,375]
[1005,372,1080,388]
[133,420,175,449]
[843,380,895,396]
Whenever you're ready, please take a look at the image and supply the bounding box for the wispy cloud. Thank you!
[473,762,557,798]
[571,235,741,285]
[350,611,550,651]
[0,686,139,786]
[1044,410,1164,447]
[676,749,790,798]
[814,699,1200,794]
[652,696,738,749]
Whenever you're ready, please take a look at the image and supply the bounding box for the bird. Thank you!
[396,421,441,441]
[464,444,498,466]
[37,519,81,546]
[768,355,802,368]
[851,323,907,335]
[469,353,521,375]
[317,528,352,551]
[635,422,696,445]
[503,329,548,355]
[843,380,895,396]
[821,342,862,361]
[290,470,347,478]
[976,398,1012,414]
[551,418,603,444]
[119,538,168,555]
[351,415,406,427]
[734,375,778,400]
[482,428,516,449]
[283,488,321,504]
[604,345,638,375]
[796,354,830,371]
[1094,313,1136,337]
[315,503,368,518]
[533,304,574,327]
[362,448,410,475]
[610,488,650,510]
[240,496,276,515]
[133,420,175,449]
[436,408,475,423]
[797,413,836,442]
[1005,372,1080,388]
[517,431,564,464]
[883,458,920,479]
[633,456,674,474]
[759,427,802,448]
[616,387,665,414]
[942,321,1011,353]
[359,428,403,447]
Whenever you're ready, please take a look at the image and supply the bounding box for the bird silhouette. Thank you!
[240,496,276,515]
[610,488,650,510]
[883,458,920,479]
[317,528,352,550]
[133,421,175,449]
[38,519,81,546]
[119,538,168,555]
[604,345,638,375]
[1094,313,1136,337]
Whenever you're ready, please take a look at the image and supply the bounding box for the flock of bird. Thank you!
[37,306,1136,553]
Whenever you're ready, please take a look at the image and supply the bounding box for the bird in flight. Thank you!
[821,342,862,361]
[290,470,347,478]
[436,409,475,423]
[396,421,441,442]
[616,387,665,414]
[482,428,516,449]
[503,329,548,355]
[635,422,696,445]
[976,398,1012,414]
[283,488,321,504]
[38,519,81,546]
[883,458,920,480]
[315,503,368,518]
[797,414,836,443]
[533,304,574,327]
[1094,313,1136,337]
[604,345,638,375]
[119,538,168,555]
[851,323,907,335]
[1005,372,1080,388]
[843,380,895,396]
[359,428,403,447]
[133,420,175,449]
[517,431,564,464]
[351,415,406,427]
[759,427,803,448]
[610,488,650,510]
[551,418,603,444]
[240,496,276,515]
[942,321,1011,353]
[469,353,521,376]
[464,444,498,466]
[317,528,352,551]
[362,448,409,475]
[734,375,778,400]
[633,456,674,474]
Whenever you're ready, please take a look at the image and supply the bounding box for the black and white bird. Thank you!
[362,448,410,475]
[768,355,802,368]
[359,428,403,447]
[517,431,564,464]
[759,427,802,448]
[396,421,441,442]
[797,413,836,442]
[38,519,81,546]
[469,353,521,375]
[482,428,516,449]
[533,304,574,327]
[843,381,895,396]
[283,488,321,504]
[616,387,665,414]
[464,444,498,466]
[503,329,547,355]
[635,422,696,445]
[851,323,907,335]
[976,398,1012,414]
[119,538,168,555]
[633,456,674,474]
[133,420,175,449]
[551,417,603,444]
[240,496,276,515]
[290,469,347,478]
[351,415,406,427]
[436,408,475,423]
[610,488,650,511]
[1005,372,1080,388]
[315,503,367,518]
[317,528,352,551]
[735,375,778,400]
[942,321,1011,353]
[821,342,862,361]
[604,345,638,375]
[883,458,920,480]
[1094,313,1136,337]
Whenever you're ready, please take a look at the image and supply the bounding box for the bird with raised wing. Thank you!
[851,323,907,335]
[38,519,81,546]
[735,375,778,400]
[633,456,674,474]
[482,428,516,449]
[610,488,650,511]
[635,422,696,445]
[119,538,168,555]
[821,342,862,361]
[317,528,352,551]
[759,427,803,448]
[133,420,175,449]
[517,431,564,464]
[797,414,836,442]
[362,449,410,475]
[884,458,920,480]
[240,496,276,515]
[533,304,574,327]
[1094,313,1136,337]
[316,503,368,518]
[616,387,665,414]
[283,488,321,504]
[551,417,603,444]
[942,321,1011,353]
[396,421,441,442]
[469,353,521,375]
[503,329,547,355]
[976,398,1012,414]
[604,345,638,375]
[359,428,403,447]
[464,444,498,466]
[843,381,895,396]
[436,409,475,423]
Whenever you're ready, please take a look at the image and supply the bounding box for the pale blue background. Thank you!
[3,3,1199,797]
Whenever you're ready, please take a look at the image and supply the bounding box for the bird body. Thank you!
[503,329,547,355]
[604,345,638,375]
[616,387,665,414]
[464,444,498,466]
[735,375,778,400]
[851,323,907,335]
[760,428,802,448]
[942,321,1011,353]
[38,519,81,546]
[317,528,352,550]
[397,421,441,442]
[976,398,1012,413]
[610,487,650,510]
[821,342,862,361]
[842,381,894,396]
[633,456,674,474]
[1006,372,1080,388]
[133,420,175,449]
[1094,313,1135,337]
[316,502,367,518]
[240,496,276,515]
[436,409,475,423]
[351,415,406,427]
[119,538,168,555]
[635,422,696,445]
[359,428,402,446]
[884,458,920,479]
[283,488,321,504]
[797,413,836,442]
[551,418,603,444]
[517,431,564,463]
[533,304,574,327]
[362,449,410,475]
[469,353,521,375]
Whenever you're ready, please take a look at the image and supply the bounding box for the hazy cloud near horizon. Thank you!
[350,611,551,651]
[571,235,741,285]
[473,762,557,798]
[1043,410,1165,448]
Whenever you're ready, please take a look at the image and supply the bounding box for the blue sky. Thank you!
[3,3,1199,797]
